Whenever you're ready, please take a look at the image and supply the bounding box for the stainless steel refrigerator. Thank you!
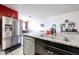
[2,16,22,50]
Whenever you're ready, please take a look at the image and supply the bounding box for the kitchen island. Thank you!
[23,33,79,55]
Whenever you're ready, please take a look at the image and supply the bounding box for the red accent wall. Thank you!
[0,5,18,19]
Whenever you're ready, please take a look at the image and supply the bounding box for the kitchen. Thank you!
[0,4,79,55]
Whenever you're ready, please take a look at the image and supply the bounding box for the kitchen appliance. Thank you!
[23,36,35,55]
[2,16,13,50]
[1,16,22,50]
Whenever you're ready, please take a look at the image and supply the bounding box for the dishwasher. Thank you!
[23,36,35,55]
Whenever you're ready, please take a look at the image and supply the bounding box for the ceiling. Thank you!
[3,4,79,20]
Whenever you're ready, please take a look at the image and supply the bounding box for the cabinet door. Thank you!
[23,36,35,55]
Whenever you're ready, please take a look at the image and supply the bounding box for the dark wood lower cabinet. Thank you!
[35,39,79,55]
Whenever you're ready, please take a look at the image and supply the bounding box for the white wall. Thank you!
[28,18,43,32]
[39,11,79,33]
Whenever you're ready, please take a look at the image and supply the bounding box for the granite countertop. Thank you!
[23,32,79,48]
